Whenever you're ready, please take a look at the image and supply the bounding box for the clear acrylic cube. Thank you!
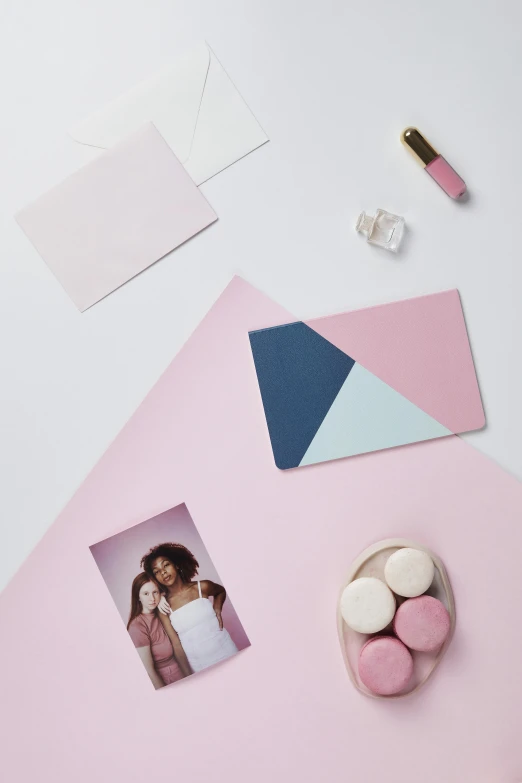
[356,209,405,253]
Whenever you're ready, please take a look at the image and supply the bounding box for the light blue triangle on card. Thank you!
[299,362,451,467]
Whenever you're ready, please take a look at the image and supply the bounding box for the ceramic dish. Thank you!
[337,538,455,699]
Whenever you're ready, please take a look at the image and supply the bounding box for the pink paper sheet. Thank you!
[16,123,217,310]
[1,278,521,783]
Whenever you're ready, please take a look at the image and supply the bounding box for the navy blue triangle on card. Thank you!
[249,321,356,469]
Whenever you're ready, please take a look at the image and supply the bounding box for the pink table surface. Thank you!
[1,277,521,783]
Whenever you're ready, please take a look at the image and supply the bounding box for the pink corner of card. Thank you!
[305,290,485,433]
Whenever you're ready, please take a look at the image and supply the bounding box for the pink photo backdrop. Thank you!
[90,502,250,652]
[1,279,522,783]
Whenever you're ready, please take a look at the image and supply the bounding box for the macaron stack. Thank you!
[340,547,451,697]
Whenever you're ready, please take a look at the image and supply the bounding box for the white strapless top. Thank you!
[169,581,238,673]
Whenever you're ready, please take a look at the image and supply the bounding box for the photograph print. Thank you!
[90,503,250,689]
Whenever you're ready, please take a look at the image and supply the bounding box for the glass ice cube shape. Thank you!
[356,209,405,253]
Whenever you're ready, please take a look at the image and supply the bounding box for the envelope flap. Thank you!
[69,43,211,163]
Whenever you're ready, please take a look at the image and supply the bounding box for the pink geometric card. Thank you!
[249,290,485,469]
[16,123,217,310]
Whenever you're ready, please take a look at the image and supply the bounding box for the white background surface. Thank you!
[1,0,521,592]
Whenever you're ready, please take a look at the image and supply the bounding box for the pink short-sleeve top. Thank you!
[128,613,177,671]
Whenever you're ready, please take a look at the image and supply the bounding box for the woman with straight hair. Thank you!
[127,572,191,688]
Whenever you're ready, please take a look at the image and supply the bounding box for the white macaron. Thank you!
[340,577,396,634]
[384,547,435,598]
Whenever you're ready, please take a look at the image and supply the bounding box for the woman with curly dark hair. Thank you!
[141,542,238,673]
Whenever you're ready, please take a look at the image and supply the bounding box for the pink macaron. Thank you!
[358,636,413,696]
[394,595,451,653]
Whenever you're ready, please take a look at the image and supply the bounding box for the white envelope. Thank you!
[70,42,268,185]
